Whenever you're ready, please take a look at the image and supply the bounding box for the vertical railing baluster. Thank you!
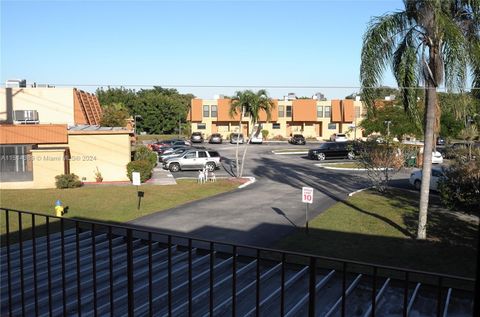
[281,253,286,317]
[148,232,153,317]
[18,212,25,317]
[109,226,114,317]
[372,266,377,317]
[210,241,214,317]
[31,215,39,316]
[76,221,82,316]
[437,277,443,317]
[127,229,134,317]
[46,217,53,316]
[308,257,316,317]
[168,235,172,316]
[61,218,67,316]
[232,245,237,317]
[341,262,347,317]
[188,239,193,317]
[92,223,97,316]
[403,272,409,317]
[256,249,260,317]
[5,210,13,317]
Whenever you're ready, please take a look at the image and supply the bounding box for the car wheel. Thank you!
[206,162,215,172]
[317,153,326,161]
[414,180,421,190]
[169,163,180,172]
[347,152,355,160]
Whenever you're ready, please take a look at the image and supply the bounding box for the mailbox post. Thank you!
[132,172,144,210]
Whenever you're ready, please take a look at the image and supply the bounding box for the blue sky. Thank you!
[1,0,404,99]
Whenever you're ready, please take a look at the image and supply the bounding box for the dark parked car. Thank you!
[209,133,223,144]
[289,134,306,145]
[436,136,445,146]
[190,132,204,143]
[153,141,190,153]
[230,133,244,144]
[308,142,357,160]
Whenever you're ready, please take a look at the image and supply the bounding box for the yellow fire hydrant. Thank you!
[55,200,64,217]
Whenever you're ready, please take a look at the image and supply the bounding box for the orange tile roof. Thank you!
[74,89,103,125]
[0,124,68,144]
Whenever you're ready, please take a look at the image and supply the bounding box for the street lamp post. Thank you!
[384,120,392,137]
[134,115,143,135]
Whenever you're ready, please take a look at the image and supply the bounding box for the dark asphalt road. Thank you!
[132,143,413,247]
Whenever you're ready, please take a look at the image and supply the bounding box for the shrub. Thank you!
[134,145,157,168]
[55,173,83,189]
[438,149,480,211]
[271,134,287,141]
[261,129,269,139]
[127,160,153,183]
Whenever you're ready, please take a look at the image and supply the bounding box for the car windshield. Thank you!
[294,134,303,138]
[231,134,243,138]
[212,134,221,137]
[318,143,330,149]
[337,134,346,138]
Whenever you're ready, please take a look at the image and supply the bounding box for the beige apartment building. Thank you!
[0,85,132,189]
[187,96,365,140]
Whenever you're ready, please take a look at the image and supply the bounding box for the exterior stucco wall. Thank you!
[68,134,131,182]
[0,88,75,125]
[188,98,365,141]
[31,149,67,189]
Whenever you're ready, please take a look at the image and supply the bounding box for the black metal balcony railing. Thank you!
[0,207,476,317]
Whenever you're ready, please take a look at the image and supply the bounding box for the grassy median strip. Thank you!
[0,179,240,243]
[276,188,478,278]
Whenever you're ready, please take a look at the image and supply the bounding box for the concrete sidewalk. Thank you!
[146,166,177,185]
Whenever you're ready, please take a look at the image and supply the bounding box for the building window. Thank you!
[211,105,217,117]
[278,105,284,117]
[0,145,33,182]
[328,123,336,130]
[355,106,361,118]
[286,106,292,117]
[272,123,281,129]
[203,105,209,117]
[197,123,206,129]
[317,106,323,118]
[324,106,331,118]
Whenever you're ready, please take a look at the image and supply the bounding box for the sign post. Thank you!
[132,172,143,210]
[302,187,313,234]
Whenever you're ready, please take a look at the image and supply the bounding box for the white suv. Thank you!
[163,149,221,172]
[330,133,348,142]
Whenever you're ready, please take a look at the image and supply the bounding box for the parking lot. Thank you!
[135,141,416,246]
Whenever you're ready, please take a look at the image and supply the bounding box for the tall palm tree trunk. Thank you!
[417,80,437,240]
[235,110,245,178]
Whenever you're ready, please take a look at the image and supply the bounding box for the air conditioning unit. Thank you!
[14,110,39,124]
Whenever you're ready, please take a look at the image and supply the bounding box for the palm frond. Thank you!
[360,11,410,113]
[439,11,469,91]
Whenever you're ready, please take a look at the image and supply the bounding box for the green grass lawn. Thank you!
[322,162,361,168]
[276,188,478,278]
[0,179,240,243]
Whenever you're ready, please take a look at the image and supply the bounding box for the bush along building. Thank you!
[0,81,133,189]
[187,93,366,141]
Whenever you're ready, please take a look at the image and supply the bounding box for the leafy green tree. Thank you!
[360,0,479,239]
[100,102,130,127]
[96,87,137,113]
[230,90,274,177]
[360,103,422,140]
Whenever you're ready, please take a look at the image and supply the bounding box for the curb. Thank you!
[272,151,308,155]
[348,187,374,196]
[238,177,256,189]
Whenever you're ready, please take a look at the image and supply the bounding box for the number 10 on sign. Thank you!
[302,187,313,234]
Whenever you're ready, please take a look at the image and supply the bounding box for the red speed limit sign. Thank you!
[302,187,313,204]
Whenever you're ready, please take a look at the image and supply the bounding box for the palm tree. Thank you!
[230,90,274,177]
[360,0,479,239]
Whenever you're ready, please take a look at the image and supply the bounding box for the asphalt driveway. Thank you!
[131,144,373,247]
